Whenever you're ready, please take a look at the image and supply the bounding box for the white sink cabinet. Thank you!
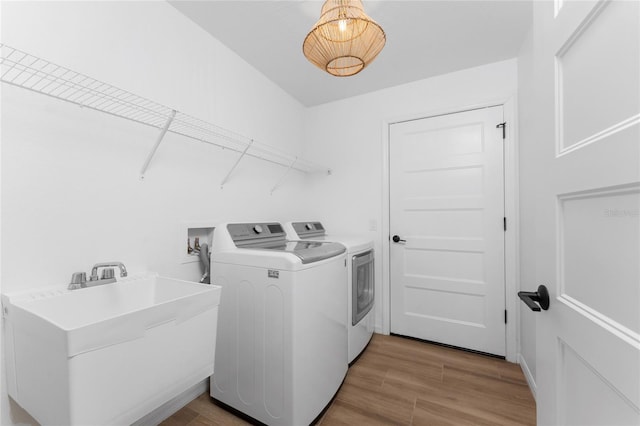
[2,274,221,425]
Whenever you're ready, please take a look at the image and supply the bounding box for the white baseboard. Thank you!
[518,353,537,401]
[132,379,208,426]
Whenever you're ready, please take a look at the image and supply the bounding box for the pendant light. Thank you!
[303,0,386,77]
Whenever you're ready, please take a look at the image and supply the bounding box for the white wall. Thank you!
[0,2,533,423]
[1,2,309,424]
[302,59,518,333]
[516,26,538,396]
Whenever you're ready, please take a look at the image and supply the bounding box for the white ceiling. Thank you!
[170,1,532,107]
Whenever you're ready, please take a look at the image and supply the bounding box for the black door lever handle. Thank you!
[518,285,550,311]
[392,235,406,243]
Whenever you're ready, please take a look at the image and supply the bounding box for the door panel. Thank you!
[533,0,640,424]
[558,339,638,426]
[389,106,505,356]
[556,0,639,151]
[402,210,483,238]
[560,187,639,333]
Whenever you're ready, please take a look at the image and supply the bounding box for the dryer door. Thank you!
[352,250,374,326]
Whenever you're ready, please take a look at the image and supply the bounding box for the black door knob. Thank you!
[392,235,406,243]
[518,285,550,311]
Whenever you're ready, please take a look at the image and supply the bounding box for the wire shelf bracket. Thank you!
[220,139,254,189]
[271,157,297,194]
[140,109,177,179]
[0,44,332,182]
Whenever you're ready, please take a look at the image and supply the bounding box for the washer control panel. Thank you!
[293,221,326,239]
[228,222,286,246]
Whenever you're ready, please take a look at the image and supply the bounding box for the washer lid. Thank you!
[250,240,346,264]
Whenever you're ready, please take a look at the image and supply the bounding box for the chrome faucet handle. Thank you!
[101,268,115,280]
[68,272,87,290]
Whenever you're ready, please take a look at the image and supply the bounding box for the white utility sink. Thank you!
[2,274,221,426]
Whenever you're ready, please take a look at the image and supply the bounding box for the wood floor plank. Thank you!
[164,334,535,425]
[357,351,443,382]
[343,368,385,390]
[497,361,530,385]
[319,399,399,426]
[442,365,535,407]
[412,403,471,426]
[376,335,504,379]
[412,398,496,426]
[413,397,533,426]
[389,372,536,425]
[381,368,446,401]
[160,406,198,426]
[183,394,250,426]
[335,381,416,424]
[346,362,387,387]
[185,414,223,426]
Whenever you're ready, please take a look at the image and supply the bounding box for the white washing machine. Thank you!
[210,222,348,426]
[284,221,375,364]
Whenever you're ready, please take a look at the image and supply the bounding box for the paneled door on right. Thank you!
[532,0,640,424]
[389,106,506,356]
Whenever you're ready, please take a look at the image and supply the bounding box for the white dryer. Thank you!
[210,222,347,426]
[284,221,375,364]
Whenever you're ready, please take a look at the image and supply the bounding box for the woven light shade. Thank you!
[303,0,386,77]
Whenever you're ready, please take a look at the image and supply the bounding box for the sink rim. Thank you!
[3,273,221,332]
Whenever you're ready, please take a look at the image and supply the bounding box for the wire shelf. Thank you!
[0,44,330,176]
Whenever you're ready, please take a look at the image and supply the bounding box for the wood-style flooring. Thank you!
[161,334,536,426]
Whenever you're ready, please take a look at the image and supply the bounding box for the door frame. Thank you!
[380,97,519,362]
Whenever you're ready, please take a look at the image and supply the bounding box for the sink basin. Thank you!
[2,274,221,425]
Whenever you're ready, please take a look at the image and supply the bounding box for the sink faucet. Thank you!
[89,262,128,282]
[68,262,128,290]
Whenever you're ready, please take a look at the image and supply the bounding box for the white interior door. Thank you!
[531,0,640,424]
[389,106,506,356]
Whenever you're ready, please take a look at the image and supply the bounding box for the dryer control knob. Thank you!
[305,223,314,230]
[253,225,263,234]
